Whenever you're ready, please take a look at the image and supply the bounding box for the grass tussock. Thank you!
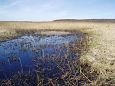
[0,29,18,41]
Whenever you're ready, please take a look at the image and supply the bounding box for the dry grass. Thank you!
[0,21,115,85]
[80,23,115,85]
[0,29,17,41]
[38,31,71,35]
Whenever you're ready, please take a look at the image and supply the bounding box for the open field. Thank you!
[0,21,115,85]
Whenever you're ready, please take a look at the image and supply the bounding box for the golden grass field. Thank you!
[0,21,115,85]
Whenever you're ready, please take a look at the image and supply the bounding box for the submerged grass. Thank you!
[0,21,115,85]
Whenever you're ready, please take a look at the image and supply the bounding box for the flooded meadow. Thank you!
[0,31,86,86]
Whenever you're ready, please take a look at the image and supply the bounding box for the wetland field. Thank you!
[0,21,115,86]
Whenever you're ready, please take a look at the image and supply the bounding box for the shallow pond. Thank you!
[0,33,83,85]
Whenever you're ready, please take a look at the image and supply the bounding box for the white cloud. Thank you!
[1,0,114,20]
[0,0,69,21]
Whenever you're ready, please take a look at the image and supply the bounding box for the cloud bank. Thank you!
[0,0,115,21]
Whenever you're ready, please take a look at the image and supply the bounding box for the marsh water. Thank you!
[0,33,83,85]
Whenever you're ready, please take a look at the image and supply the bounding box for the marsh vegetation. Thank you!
[0,30,89,86]
[0,21,115,86]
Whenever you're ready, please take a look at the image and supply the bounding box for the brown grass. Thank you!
[0,21,115,85]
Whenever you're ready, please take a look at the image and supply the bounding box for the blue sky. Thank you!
[0,0,115,21]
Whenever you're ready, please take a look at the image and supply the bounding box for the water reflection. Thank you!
[0,34,81,85]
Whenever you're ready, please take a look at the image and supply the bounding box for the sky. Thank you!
[0,0,115,21]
